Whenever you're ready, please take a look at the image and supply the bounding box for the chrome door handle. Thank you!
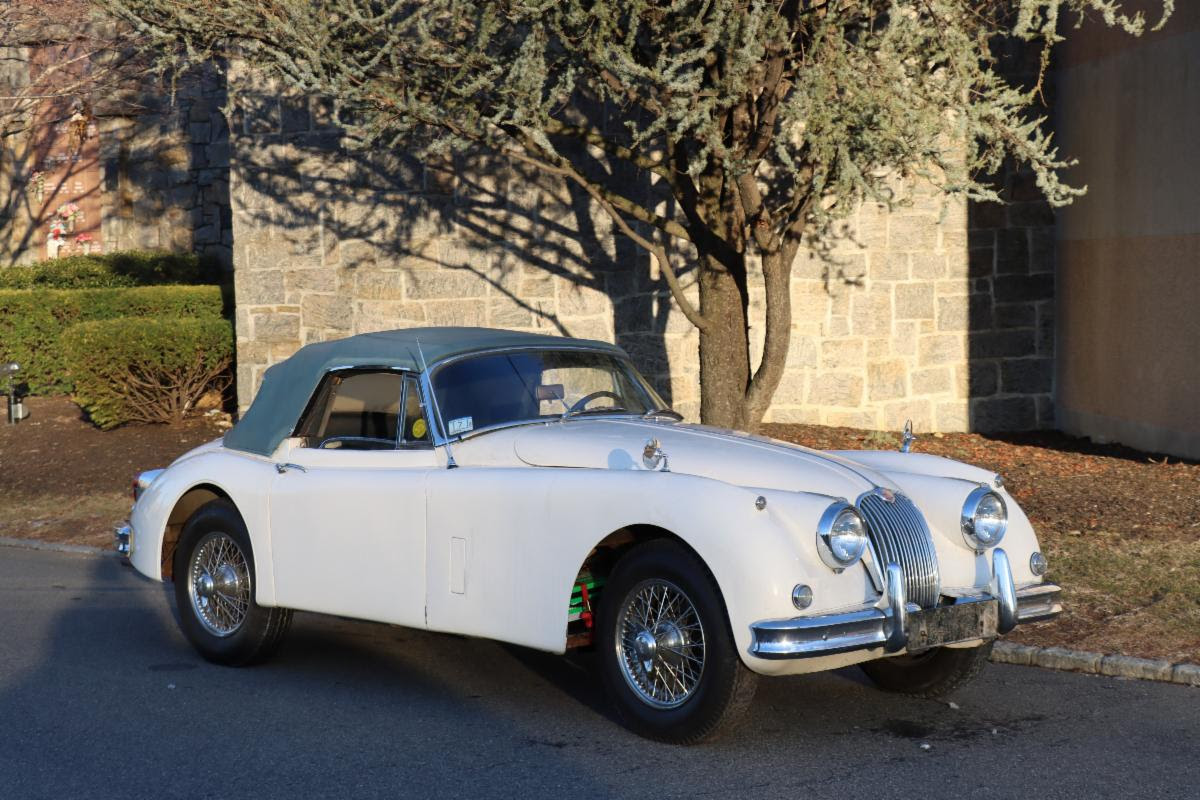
[275,462,308,474]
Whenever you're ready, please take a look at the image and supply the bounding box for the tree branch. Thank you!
[498,129,713,332]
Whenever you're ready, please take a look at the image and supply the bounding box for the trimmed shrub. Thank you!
[62,318,234,429]
[0,251,221,290]
[0,285,226,394]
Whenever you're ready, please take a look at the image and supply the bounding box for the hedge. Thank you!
[0,251,221,290]
[62,318,234,429]
[0,285,226,394]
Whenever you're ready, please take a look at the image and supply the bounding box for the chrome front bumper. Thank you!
[749,548,1063,660]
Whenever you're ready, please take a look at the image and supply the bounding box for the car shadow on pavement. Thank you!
[0,552,623,798]
[9,549,1197,799]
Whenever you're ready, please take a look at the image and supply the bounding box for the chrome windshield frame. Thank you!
[418,345,666,446]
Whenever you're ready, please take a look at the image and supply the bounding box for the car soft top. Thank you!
[223,326,623,457]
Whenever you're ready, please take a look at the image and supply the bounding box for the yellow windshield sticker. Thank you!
[412,418,427,439]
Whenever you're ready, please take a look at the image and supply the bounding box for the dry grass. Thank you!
[0,491,130,550]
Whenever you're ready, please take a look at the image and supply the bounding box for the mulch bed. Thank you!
[0,396,227,548]
[2,396,1196,662]
[0,395,226,497]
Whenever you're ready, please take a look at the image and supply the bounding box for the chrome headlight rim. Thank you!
[961,486,1008,550]
[816,501,869,572]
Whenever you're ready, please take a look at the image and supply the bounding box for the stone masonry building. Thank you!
[227,98,1054,433]
[8,11,1196,457]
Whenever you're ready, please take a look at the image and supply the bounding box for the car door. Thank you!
[268,370,436,628]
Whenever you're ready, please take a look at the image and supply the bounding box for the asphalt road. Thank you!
[1,546,1197,800]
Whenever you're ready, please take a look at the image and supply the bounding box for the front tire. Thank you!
[173,499,292,666]
[859,641,993,698]
[596,540,757,744]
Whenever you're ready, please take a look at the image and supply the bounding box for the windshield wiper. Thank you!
[561,406,627,420]
[642,408,683,421]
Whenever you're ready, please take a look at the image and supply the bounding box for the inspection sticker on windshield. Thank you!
[447,416,474,436]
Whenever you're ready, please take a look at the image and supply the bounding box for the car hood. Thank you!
[507,418,896,499]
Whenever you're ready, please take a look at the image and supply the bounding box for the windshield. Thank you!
[431,349,665,437]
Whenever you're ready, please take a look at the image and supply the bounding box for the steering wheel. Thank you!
[567,390,622,414]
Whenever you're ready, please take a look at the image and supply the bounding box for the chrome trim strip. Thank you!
[1015,582,1063,623]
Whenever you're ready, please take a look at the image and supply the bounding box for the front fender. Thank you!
[129,449,279,605]
[423,467,876,668]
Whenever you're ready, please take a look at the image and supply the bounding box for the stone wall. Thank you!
[230,95,1051,432]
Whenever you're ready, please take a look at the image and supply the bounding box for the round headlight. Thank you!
[961,487,1007,550]
[816,502,868,571]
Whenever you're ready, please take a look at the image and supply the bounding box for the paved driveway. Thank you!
[1,546,1197,799]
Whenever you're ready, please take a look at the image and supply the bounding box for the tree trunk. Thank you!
[697,255,751,430]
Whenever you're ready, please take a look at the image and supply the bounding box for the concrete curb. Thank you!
[993,641,1200,688]
[0,536,116,558]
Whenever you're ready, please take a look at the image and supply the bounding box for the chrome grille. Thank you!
[858,491,941,609]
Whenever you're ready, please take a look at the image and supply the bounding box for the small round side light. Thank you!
[792,584,813,610]
[1030,552,1048,577]
[755,496,767,511]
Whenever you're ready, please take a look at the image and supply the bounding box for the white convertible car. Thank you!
[118,327,1061,743]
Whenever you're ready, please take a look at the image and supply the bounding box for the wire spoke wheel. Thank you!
[187,531,251,638]
[615,578,706,709]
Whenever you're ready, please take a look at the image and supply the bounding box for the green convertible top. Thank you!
[223,326,624,457]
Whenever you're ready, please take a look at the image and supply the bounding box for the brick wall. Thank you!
[0,47,231,268]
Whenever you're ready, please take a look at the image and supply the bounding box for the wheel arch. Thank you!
[566,524,732,648]
[160,483,232,580]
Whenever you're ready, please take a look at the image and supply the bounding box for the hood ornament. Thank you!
[878,487,897,504]
[642,438,669,472]
[899,419,915,454]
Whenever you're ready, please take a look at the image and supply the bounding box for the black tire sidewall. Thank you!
[596,540,745,743]
[860,641,994,697]
[173,499,273,666]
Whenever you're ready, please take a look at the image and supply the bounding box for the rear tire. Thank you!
[596,539,757,744]
[859,641,993,698]
[173,499,292,666]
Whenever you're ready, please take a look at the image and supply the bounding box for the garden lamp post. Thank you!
[2,362,28,424]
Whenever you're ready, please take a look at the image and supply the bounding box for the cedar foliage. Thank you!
[103,0,1173,429]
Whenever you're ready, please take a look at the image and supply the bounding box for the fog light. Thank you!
[1030,551,1048,576]
[792,584,813,610]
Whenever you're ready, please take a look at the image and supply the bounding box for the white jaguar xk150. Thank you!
[118,327,1061,743]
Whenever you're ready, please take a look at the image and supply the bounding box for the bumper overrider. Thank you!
[750,548,1062,660]
[114,523,131,556]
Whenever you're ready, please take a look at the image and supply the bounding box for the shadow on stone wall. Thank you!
[0,64,233,269]
[964,39,1057,434]
[231,97,687,406]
